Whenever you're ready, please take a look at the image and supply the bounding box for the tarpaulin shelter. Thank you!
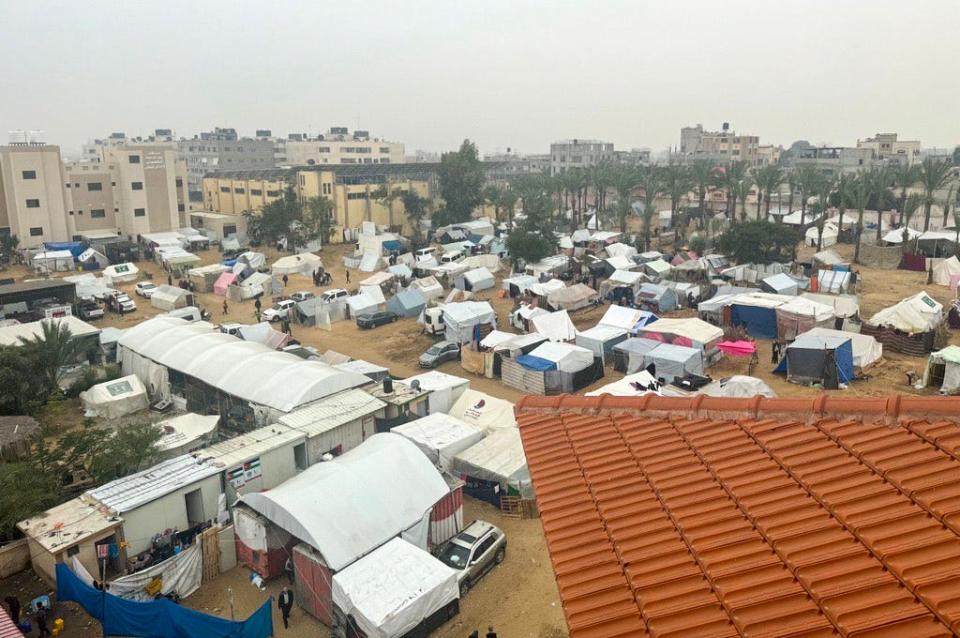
[642,258,673,278]
[347,291,381,317]
[272,252,322,276]
[156,413,220,458]
[524,255,569,278]
[805,223,838,248]
[635,317,723,353]
[812,249,847,269]
[240,434,449,572]
[502,274,539,297]
[547,283,598,312]
[775,296,836,341]
[235,251,267,272]
[103,262,139,283]
[188,264,229,292]
[612,337,662,373]
[642,343,705,382]
[531,310,577,342]
[528,278,566,299]
[800,327,882,369]
[234,322,290,349]
[575,325,629,363]
[817,270,852,294]
[510,304,549,332]
[728,293,794,339]
[717,341,757,357]
[448,389,517,431]
[457,267,495,292]
[921,345,960,394]
[78,247,108,269]
[410,276,444,300]
[56,563,273,638]
[774,333,854,388]
[441,301,496,344]
[80,375,149,419]
[800,292,859,320]
[604,242,637,259]
[519,342,593,373]
[393,413,485,472]
[701,375,776,398]
[387,263,413,283]
[605,254,637,272]
[213,271,237,296]
[601,269,647,301]
[761,272,800,296]
[461,254,501,272]
[867,291,942,333]
[32,250,74,272]
[359,271,396,291]
[403,371,469,414]
[636,283,678,313]
[387,288,427,317]
[150,285,193,311]
[586,370,666,397]
[44,241,85,258]
[452,428,531,501]
[331,538,458,638]
[932,256,960,287]
[233,272,272,300]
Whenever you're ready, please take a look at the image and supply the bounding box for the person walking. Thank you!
[222,299,228,315]
[282,274,289,288]
[345,269,350,284]
[35,602,51,638]
[254,297,262,312]
[4,596,19,625]
[255,309,261,323]
[277,587,294,630]
[167,273,173,286]
[486,627,498,638]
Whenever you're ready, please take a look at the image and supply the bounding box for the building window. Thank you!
[129,155,140,163]
[91,209,106,218]
[178,204,185,212]
[175,178,183,187]
[87,182,103,191]
[380,159,390,164]
[379,147,390,154]
[29,227,43,236]
[346,192,367,200]
[220,186,230,193]
[318,147,330,153]
[266,190,280,197]
[21,170,37,180]
[134,208,146,217]
[131,181,143,190]
[250,189,262,196]
[234,188,245,194]
[25,198,40,208]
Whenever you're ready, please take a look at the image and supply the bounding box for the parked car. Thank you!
[76,300,104,321]
[106,292,136,314]
[440,251,464,264]
[356,311,398,329]
[290,291,315,303]
[262,299,297,322]
[319,289,349,303]
[418,341,460,368]
[135,281,158,298]
[437,520,506,596]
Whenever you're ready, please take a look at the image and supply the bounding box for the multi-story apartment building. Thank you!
[613,148,651,165]
[856,133,921,166]
[276,128,405,168]
[679,123,760,165]
[550,139,615,175]
[793,146,875,177]
[483,151,549,182]
[178,128,275,195]
[0,140,71,248]
[756,145,782,167]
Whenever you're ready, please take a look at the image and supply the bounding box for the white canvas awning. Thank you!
[392,413,485,472]
[531,310,576,342]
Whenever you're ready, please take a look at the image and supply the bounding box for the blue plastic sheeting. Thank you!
[730,304,778,339]
[382,240,402,252]
[833,265,850,272]
[386,289,426,317]
[516,354,557,371]
[44,241,85,258]
[635,311,658,329]
[774,336,854,385]
[56,563,273,638]
[222,259,238,267]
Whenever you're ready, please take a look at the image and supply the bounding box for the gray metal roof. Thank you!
[86,454,221,513]
[278,388,386,437]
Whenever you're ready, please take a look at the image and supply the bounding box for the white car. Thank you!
[290,291,315,303]
[319,289,349,303]
[135,281,158,298]
[111,293,137,313]
[262,299,297,322]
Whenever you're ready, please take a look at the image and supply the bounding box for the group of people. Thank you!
[468,627,498,638]
[5,595,51,637]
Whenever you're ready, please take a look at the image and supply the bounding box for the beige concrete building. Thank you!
[550,139,615,175]
[857,133,921,166]
[756,145,782,167]
[277,128,404,168]
[0,143,71,248]
[680,123,760,165]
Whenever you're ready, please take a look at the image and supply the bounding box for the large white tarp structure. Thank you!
[932,256,960,287]
[410,276,444,300]
[80,375,149,419]
[150,285,191,311]
[527,342,594,373]
[448,389,516,430]
[452,428,530,498]
[272,252,322,276]
[403,370,469,414]
[531,310,576,342]
[700,375,776,398]
[460,267,495,292]
[332,538,458,638]
[637,317,723,350]
[241,434,449,571]
[801,327,882,369]
[393,413,485,472]
[868,291,943,332]
[441,301,496,344]
[800,292,859,319]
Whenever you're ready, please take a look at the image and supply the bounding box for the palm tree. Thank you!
[637,167,662,250]
[796,165,821,228]
[732,176,754,223]
[850,172,871,264]
[941,184,956,229]
[18,320,89,391]
[401,190,430,245]
[724,161,748,220]
[591,162,613,213]
[891,163,921,219]
[755,165,784,220]
[902,193,922,246]
[869,167,896,243]
[786,170,797,214]
[832,173,849,237]
[917,158,953,231]
[610,166,640,234]
[690,160,715,231]
[662,164,692,242]
[372,181,403,228]
[482,185,504,223]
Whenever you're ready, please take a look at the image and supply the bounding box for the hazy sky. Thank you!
[2,0,958,157]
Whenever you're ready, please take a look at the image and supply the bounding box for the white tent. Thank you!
[360,285,386,305]
[607,269,646,289]
[502,274,539,295]
[547,284,598,312]
[637,317,723,351]
[347,291,381,317]
[441,301,496,344]
[403,370,469,414]
[643,259,672,277]
[642,343,704,382]
[150,285,192,311]
[800,292,859,319]
[531,310,576,342]
[80,375,149,419]
[586,370,664,397]
[812,249,846,268]
[599,305,655,333]
[526,342,594,373]
[478,330,515,350]
[575,325,629,361]
[921,345,960,395]
[460,267,495,292]
[868,291,943,333]
[237,272,272,299]
[410,276,444,300]
[604,242,637,259]
[817,270,852,294]
[605,254,636,272]
[32,250,74,273]
[801,327,882,369]
[392,413,485,472]
[452,428,530,497]
[235,251,266,272]
[240,434,449,571]
[234,323,290,349]
[882,227,922,244]
[272,252,322,276]
[461,254,501,272]
[103,263,139,283]
[932,256,960,287]
[700,376,776,398]
[358,253,386,273]
[762,273,800,296]
[332,538,458,638]
[78,247,109,269]
[528,279,566,298]
[360,271,395,289]
[448,389,516,430]
[805,223,838,247]
[156,413,220,457]
[387,264,413,281]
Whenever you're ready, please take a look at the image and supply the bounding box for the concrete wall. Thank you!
[0,539,30,579]
[222,439,304,504]
[0,144,71,247]
[26,526,120,587]
[303,416,374,464]
[120,474,221,555]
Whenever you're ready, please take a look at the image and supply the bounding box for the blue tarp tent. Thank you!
[44,241,85,259]
[382,239,402,252]
[516,355,557,371]
[731,303,778,339]
[774,334,854,389]
[387,288,427,317]
[56,563,273,638]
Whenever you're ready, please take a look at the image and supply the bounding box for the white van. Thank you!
[440,251,464,264]
[164,306,203,322]
[415,247,437,260]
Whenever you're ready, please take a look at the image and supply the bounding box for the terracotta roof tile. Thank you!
[518,395,960,637]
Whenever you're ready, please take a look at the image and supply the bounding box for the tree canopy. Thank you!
[245,185,332,248]
[505,190,558,265]
[437,139,484,224]
[717,219,798,265]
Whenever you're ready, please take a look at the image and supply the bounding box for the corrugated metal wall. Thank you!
[429,484,464,548]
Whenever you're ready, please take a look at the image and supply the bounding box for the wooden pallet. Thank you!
[201,526,220,584]
[499,495,522,518]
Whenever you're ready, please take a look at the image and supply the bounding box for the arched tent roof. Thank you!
[239,434,449,571]
[118,317,369,412]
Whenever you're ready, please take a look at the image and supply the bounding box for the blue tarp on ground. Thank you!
[382,240,402,252]
[730,304,778,339]
[516,355,557,371]
[56,563,273,638]
[44,241,85,259]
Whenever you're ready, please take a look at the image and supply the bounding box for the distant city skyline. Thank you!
[2,0,958,157]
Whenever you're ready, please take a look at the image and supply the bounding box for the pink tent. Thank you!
[950,274,960,291]
[214,271,238,296]
[717,340,757,357]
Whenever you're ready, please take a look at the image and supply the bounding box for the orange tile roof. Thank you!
[517,395,960,638]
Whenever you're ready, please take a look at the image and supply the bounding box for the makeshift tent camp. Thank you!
[612,337,663,373]
[240,434,449,572]
[387,289,427,317]
[457,267,495,292]
[393,413,485,472]
[921,345,960,394]
[598,306,657,334]
[800,292,859,320]
[150,285,193,311]
[728,293,794,339]
[441,301,496,344]
[643,259,672,278]
[774,334,854,388]
[701,375,776,398]
[636,317,723,352]
[642,343,705,382]
[410,276,444,300]
[402,371,469,414]
[32,250,74,272]
[575,325,629,362]
[502,274,538,297]
[213,271,237,296]
[800,327,882,369]
[817,270,852,294]
[605,254,637,272]
[761,272,800,296]
[932,256,960,287]
[519,342,594,373]
[547,283,598,312]
[531,310,577,342]
[103,262,139,283]
[272,252,322,276]
[452,428,531,502]
[774,297,836,341]
[448,389,516,431]
[80,375,149,418]
[331,538,458,638]
[865,291,942,356]
[636,283,679,313]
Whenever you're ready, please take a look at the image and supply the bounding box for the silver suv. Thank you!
[437,520,506,596]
